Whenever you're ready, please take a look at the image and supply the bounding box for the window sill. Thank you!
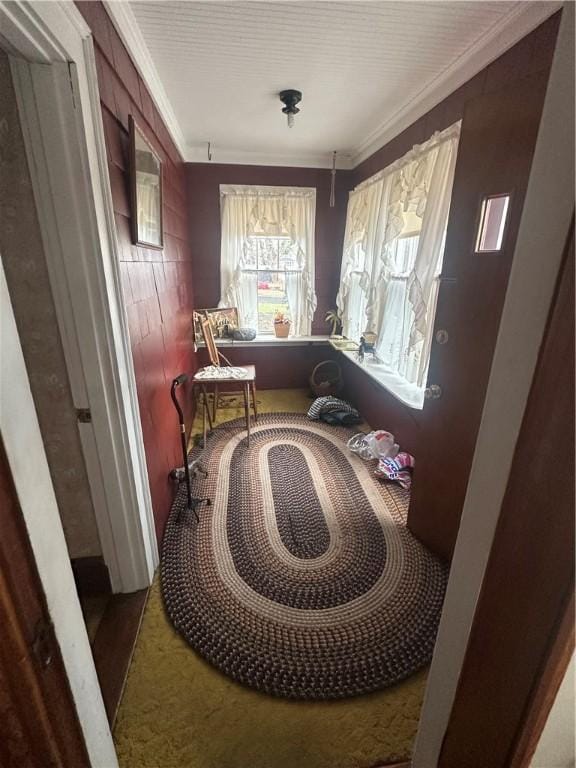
[341,351,425,410]
[196,335,331,349]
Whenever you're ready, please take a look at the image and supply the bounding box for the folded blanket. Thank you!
[307,396,360,421]
[319,410,362,426]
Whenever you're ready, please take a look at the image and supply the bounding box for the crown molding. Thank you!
[185,143,354,169]
[102,0,188,161]
[103,0,560,172]
[351,0,562,168]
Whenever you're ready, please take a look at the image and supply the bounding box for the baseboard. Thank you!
[374,763,411,768]
[71,556,112,597]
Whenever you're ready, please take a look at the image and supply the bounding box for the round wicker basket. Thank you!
[309,360,343,397]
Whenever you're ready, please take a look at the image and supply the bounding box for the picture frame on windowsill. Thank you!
[199,307,240,339]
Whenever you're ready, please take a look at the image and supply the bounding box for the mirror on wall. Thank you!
[129,115,163,249]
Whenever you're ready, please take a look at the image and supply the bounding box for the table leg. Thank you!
[212,382,218,424]
[251,380,258,421]
[201,384,213,431]
[201,388,207,447]
[243,382,250,446]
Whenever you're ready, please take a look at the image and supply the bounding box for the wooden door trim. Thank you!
[509,593,574,768]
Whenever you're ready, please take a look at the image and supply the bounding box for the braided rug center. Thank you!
[161,414,447,700]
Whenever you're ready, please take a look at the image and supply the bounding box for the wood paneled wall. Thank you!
[439,225,574,768]
[78,2,197,542]
[197,344,339,390]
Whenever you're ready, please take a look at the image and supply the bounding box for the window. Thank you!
[376,232,421,380]
[244,236,300,334]
[219,185,316,336]
[337,123,460,408]
[475,193,511,252]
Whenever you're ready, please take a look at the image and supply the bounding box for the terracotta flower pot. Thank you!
[274,322,290,338]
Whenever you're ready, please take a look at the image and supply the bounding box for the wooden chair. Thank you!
[193,314,257,444]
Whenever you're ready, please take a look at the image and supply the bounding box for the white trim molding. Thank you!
[351,0,561,167]
[186,143,354,170]
[103,0,187,160]
[103,0,559,170]
[0,254,118,768]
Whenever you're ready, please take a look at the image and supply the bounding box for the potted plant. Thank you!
[325,309,342,337]
[273,311,291,338]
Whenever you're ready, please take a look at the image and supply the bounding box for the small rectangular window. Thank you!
[475,194,511,252]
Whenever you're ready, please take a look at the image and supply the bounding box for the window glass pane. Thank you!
[475,194,510,252]
[386,234,419,277]
[345,272,368,343]
[434,230,447,278]
[278,238,301,270]
[376,276,417,377]
[242,238,258,269]
[256,238,279,270]
[257,271,289,334]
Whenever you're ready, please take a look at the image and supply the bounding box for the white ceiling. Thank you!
[115,1,556,167]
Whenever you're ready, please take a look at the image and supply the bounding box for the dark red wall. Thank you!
[186,164,352,335]
[197,344,339,390]
[78,2,197,542]
[341,14,559,449]
[78,3,558,548]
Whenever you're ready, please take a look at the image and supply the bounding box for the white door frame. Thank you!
[1,251,117,765]
[0,0,158,593]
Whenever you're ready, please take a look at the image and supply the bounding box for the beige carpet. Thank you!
[114,389,426,768]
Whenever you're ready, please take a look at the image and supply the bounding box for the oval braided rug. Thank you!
[161,413,448,700]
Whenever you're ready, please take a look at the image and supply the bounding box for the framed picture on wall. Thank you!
[129,115,163,249]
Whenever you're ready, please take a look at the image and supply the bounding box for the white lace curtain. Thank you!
[337,122,460,390]
[219,185,317,335]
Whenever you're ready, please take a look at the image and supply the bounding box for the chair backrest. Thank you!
[200,316,220,367]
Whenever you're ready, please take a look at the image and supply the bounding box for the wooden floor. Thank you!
[88,589,149,725]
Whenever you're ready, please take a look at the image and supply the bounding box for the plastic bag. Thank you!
[374,452,415,489]
[347,430,399,461]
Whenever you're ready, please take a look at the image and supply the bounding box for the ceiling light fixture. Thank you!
[279,89,302,128]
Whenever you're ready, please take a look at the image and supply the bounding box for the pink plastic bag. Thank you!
[374,452,415,490]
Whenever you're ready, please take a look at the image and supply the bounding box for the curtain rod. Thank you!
[220,184,316,198]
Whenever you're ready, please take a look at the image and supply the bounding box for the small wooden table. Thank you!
[193,365,257,446]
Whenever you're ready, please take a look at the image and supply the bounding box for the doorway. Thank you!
[0,4,158,598]
[2,1,570,768]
